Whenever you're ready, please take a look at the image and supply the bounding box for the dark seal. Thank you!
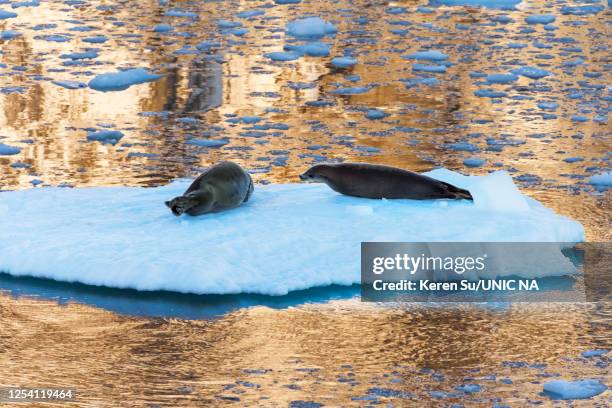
[299,163,472,200]
[165,161,254,216]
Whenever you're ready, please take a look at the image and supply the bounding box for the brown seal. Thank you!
[299,163,472,200]
[165,161,254,216]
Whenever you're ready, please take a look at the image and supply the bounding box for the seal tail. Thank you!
[440,181,473,201]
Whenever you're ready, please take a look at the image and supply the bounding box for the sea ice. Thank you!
[287,17,337,40]
[60,51,98,60]
[265,51,300,62]
[463,157,485,167]
[331,56,357,68]
[525,15,556,24]
[286,42,331,57]
[365,109,387,120]
[153,24,174,33]
[589,173,611,187]
[511,66,551,79]
[412,63,447,73]
[52,80,87,89]
[485,73,518,84]
[0,170,584,295]
[0,9,17,19]
[86,130,124,145]
[0,143,21,155]
[88,68,161,92]
[0,30,20,40]
[581,350,608,358]
[186,138,229,148]
[428,0,521,8]
[543,379,607,400]
[404,50,448,61]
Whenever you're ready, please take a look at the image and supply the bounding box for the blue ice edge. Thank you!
[0,273,360,319]
[0,273,584,319]
[0,169,584,298]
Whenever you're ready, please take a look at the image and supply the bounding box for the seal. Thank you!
[299,163,473,200]
[165,161,254,216]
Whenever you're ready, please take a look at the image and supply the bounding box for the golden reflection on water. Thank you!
[0,295,610,407]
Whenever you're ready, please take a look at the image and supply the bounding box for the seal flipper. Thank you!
[439,181,473,201]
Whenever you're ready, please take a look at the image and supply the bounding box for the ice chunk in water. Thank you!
[543,380,607,400]
[88,68,161,92]
[287,17,337,39]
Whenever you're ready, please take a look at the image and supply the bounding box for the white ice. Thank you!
[88,68,161,92]
[589,172,611,187]
[286,17,337,39]
[543,379,607,400]
[0,170,584,295]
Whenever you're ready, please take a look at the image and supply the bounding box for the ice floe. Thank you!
[0,169,584,295]
[88,68,161,92]
[86,130,124,145]
[0,143,21,155]
[543,379,607,400]
[287,17,337,40]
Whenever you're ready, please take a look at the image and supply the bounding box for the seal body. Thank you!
[165,161,253,216]
[300,163,472,200]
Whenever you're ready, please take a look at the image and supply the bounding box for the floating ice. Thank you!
[286,42,331,57]
[164,9,197,18]
[52,80,87,89]
[236,9,265,19]
[329,86,369,95]
[86,130,124,145]
[560,5,604,16]
[474,89,507,98]
[0,170,584,295]
[0,9,17,19]
[413,63,447,73]
[455,384,481,393]
[543,380,607,400]
[331,56,357,68]
[186,138,229,148]
[0,30,20,40]
[0,143,21,155]
[589,173,611,187]
[511,66,551,79]
[525,15,555,24]
[537,101,559,110]
[428,0,521,9]
[153,24,173,33]
[88,68,161,92]
[581,350,608,358]
[365,109,387,120]
[404,50,448,61]
[485,73,518,84]
[60,51,98,60]
[463,157,485,167]
[287,17,337,40]
[265,51,300,62]
[447,142,478,152]
[83,35,107,43]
